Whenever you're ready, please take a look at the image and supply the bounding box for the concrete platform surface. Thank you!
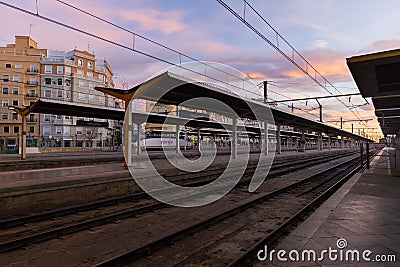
[256,147,399,266]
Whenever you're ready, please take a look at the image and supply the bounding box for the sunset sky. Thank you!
[1,0,400,140]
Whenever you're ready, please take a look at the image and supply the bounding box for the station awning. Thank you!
[14,71,371,142]
[347,49,400,135]
[97,71,371,141]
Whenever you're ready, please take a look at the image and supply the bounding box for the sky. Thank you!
[1,0,400,140]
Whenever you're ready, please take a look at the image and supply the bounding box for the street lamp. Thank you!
[8,106,26,159]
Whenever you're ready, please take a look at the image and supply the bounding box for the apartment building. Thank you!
[0,36,118,150]
[39,49,116,147]
[0,36,45,150]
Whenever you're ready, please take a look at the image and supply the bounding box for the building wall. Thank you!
[0,36,44,149]
[39,49,117,147]
[0,36,119,150]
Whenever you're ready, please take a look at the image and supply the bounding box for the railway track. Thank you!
[0,151,359,254]
[92,151,376,267]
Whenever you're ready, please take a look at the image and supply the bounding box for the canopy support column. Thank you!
[264,122,268,155]
[124,101,132,167]
[232,118,237,159]
[276,124,281,154]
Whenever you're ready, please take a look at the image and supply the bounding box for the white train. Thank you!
[141,130,193,150]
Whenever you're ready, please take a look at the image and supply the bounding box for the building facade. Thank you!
[0,36,45,150]
[0,36,118,151]
[39,49,116,148]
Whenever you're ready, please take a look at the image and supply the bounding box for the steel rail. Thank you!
[228,152,376,266]
[0,151,359,253]
[92,152,371,267]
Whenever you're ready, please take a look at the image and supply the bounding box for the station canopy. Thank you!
[96,71,371,141]
[15,71,371,141]
[347,49,400,135]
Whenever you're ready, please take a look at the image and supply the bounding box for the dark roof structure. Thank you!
[347,49,400,135]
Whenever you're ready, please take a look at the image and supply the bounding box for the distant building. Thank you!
[0,36,45,150]
[0,36,119,150]
[39,48,116,147]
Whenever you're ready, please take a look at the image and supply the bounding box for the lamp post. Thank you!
[9,106,26,159]
[99,132,103,149]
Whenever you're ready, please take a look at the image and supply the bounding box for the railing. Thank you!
[26,93,38,98]
[42,58,75,65]
[26,81,39,86]
[26,68,39,73]
[26,118,38,122]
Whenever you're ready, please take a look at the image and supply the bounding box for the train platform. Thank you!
[0,148,355,218]
[262,147,399,266]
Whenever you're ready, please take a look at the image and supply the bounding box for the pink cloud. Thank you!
[359,37,400,54]
[119,9,187,34]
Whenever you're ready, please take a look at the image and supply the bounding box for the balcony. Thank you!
[26,93,38,98]
[26,81,39,86]
[26,68,39,73]
[26,118,38,123]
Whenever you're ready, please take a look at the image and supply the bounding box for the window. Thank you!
[12,100,18,106]
[30,65,37,72]
[89,94,94,102]
[76,127,82,134]
[43,126,51,134]
[15,64,22,69]
[29,126,34,133]
[2,113,8,120]
[56,126,62,134]
[79,92,85,100]
[45,78,52,85]
[29,114,35,122]
[77,59,83,66]
[45,65,52,73]
[57,90,63,98]
[2,87,9,94]
[65,116,71,120]
[2,100,8,107]
[57,66,63,74]
[63,126,70,134]
[29,77,37,85]
[3,75,9,82]
[4,126,9,133]
[57,78,63,85]
[77,69,84,76]
[65,66,71,74]
[5,63,11,68]
[87,130,92,135]
[29,90,35,97]
[99,96,105,104]
[78,80,84,88]
[12,75,19,82]
[13,126,19,133]
[12,88,18,95]
[87,61,93,69]
[44,90,51,98]
[87,72,93,77]
[12,113,18,120]
[44,114,51,122]
[65,79,71,86]
[56,115,62,120]
[89,82,94,90]
[98,74,104,81]
[66,91,71,98]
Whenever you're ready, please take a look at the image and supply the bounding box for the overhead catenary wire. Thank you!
[0,1,374,135]
[215,0,372,130]
[55,0,262,98]
[0,1,265,100]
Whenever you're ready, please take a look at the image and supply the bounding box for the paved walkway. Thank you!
[257,147,399,266]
